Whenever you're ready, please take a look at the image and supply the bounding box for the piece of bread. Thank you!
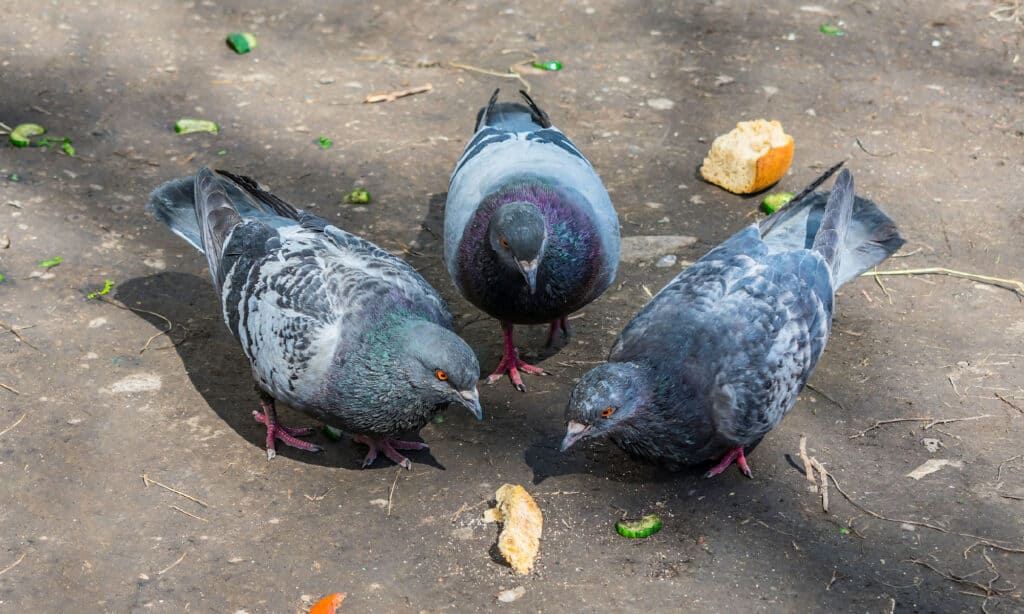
[483,484,543,574]
[700,119,794,194]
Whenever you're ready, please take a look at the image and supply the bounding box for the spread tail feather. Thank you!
[759,170,905,287]
[810,169,855,284]
[147,167,307,286]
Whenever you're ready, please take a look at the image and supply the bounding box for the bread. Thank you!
[700,119,794,194]
[482,484,543,574]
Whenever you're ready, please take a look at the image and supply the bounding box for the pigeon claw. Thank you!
[354,435,428,469]
[487,355,548,392]
[704,446,753,479]
[252,409,322,460]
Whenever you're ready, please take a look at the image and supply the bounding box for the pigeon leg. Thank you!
[544,317,572,347]
[704,446,753,479]
[353,434,429,470]
[252,395,322,460]
[486,322,548,391]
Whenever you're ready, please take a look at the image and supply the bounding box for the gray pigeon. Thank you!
[445,89,620,391]
[148,168,482,468]
[560,166,905,477]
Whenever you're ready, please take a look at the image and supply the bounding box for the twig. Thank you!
[855,137,896,158]
[826,471,950,533]
[450,498,489,523]
[97,297,174,353]
[304,487,333,502]
[169,505,208,522]
[948,376,962,397]
[0,551,26,577]
[998,492,1024,501]
[0,121,12,132]
[0,320,42,352]
[849,417,932,439]
[447,58,533,92]
[364,83,433,104]
[0,382,20,395]
[797,435,818,492]
[810,458,829,512]
[997,455,1023,479]
[0,414,26,437]
[826,568,839,590]
[994,393,1023,414]
[863,267,1024,298]
[157,550,188,575]
[873,271,894,304]
[386,468,401,517]
[907,552,1016,599]
[924,414,991,430]
[142,474,209,507]
[805,384,846,412]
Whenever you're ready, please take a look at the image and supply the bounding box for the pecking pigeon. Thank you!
[148,168,482,468]
[444,89,620,391]
[560,166,905,477]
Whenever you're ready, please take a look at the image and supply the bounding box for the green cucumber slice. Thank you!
[10,123,45,147]
[616,514,663,538]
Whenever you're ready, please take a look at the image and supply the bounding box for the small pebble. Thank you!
[497,586,526,603]
[646,98,675,110]
[655,255,677,268]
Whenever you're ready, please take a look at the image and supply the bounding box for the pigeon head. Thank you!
[488,201,547,294]
[561,362,650,451]
[399,320,483,419]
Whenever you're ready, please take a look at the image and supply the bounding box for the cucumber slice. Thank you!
[343,189,371,204]
[761,191,794,214]
[174,119,220,134]
[10,123,45,147]
[226,32,257,54]
[616,513,663,538]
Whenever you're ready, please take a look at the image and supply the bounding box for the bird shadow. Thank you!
[523,436,710,486]
[114,272,445,471]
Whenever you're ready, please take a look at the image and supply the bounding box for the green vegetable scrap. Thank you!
[39,256,62,268]
[217,149,228,156]
[820,22,845,36]
[615,514,663,538]
[9,173,18,182]
[761,191,794,214]
[61,141,76,156]
[532,60,563,71]
[0,273,5,283]
[839,527,850,535]
[9,123,45,147]
[344,188,371,204]
[322,425,344,441]
[226,32,257,54]
[174,119,220,134]
[432,415,445,424]
[87,279,115,299]
[318,136,333,150]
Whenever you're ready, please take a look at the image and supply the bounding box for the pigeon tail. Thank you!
[146,168,299,254]
[759,170,905,287]
[473,89,550,133]
[810,169,855,285]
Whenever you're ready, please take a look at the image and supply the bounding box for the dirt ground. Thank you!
[2,1,1023,612]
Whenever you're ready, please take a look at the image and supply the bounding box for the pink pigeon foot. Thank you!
[253,400,322,460]
[353,434,430,469]
[545,316,572,347]
[704,446,753,479]
[485,323,548,391]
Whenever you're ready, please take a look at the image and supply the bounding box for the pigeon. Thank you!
[444,89,620,391]
[560,166,905,477]
[148,168,482,468]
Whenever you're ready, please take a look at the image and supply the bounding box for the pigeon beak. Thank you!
[560,420,592,452]
[516,259,539,294]
[457,388,483,421]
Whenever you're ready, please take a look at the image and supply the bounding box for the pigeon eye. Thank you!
[435,369,449,381]
[500,236,510,249]
[600,407,616,418]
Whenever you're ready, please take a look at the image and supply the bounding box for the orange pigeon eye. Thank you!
[436,369,449,381]
[500,237,510,249]
[600,407,615,418]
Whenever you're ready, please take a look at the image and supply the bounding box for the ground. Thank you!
[1,1,1023,612]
